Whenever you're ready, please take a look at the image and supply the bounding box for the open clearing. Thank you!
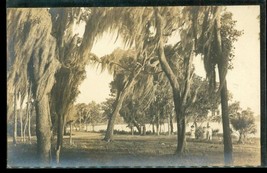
[7,131,260,168]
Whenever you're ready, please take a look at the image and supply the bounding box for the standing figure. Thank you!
[206,125,213,141]
[190,125,195,139]
[202,126,207,139]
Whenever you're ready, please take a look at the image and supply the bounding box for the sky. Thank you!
[75,6,260,116]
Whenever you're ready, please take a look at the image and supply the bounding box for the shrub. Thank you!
[212,129,219,136]
[195,126,204,139]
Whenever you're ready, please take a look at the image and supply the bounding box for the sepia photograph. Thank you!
[6,3,264,168]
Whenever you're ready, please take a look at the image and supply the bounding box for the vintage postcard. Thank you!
[6,0,266,168]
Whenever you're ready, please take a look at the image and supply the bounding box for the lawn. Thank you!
[7,131,261,168]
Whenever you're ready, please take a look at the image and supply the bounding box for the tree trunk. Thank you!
[168,113,171,136]
[132,119,142,135]
[69,122,72,145]
[35,97,52,165]
[104,68,141,142]
[152,123,155,134]
[19,97,23,141]
[156,114,160,136]
[143,125,146,136]
[24,86,31,143]
[19,98,23,139]
[86,122,89,132]
[84,121,87,132]
[176,117,186,155]
[154,8,186,155]
[131,126,134,135]
[56,112,64,164]
[79,114,82,131]
[194,121,198,129]
[238,131,243,144]
[28,103,32,144]
[23,111,28,143]
[170,113,174,134]
[27,82,32,143]
[218,67,233,165]
[193,121,198,139]
[13,89,17,146]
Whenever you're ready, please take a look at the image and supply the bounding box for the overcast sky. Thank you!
[75,6,260,116]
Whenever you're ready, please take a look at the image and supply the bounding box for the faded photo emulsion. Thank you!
[7,6,261,168]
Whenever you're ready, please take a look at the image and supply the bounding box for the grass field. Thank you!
[7,131,261,168]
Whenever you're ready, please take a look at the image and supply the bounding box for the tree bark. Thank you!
[35,97,52,165]
[104,68,142,142]
[176,117,186,155]
[13,89,17,146]
[218,65,233,165]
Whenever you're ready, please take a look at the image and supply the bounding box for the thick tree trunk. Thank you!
[13,89,17,146]
[104,68,141,142]
[218,67,233,165]
[35,97,52,165]
[104,90,124,141]
[176,117,186,155]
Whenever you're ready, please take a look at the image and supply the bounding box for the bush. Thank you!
[212,129,219,136]
[195,127,204,139]
[185,131,191,136]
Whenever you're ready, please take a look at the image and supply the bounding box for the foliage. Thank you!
[195,126,205,140]
[230,107,257,143]
[74,102,105,126]
[185,75,220,123]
